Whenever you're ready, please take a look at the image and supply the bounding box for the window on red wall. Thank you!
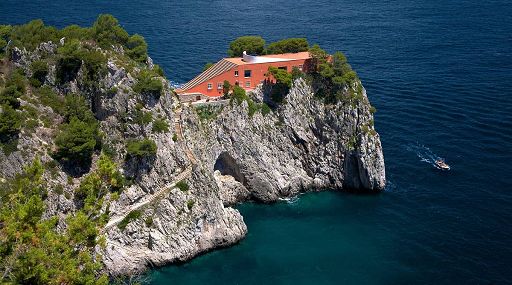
[245,81,251,87]
[244,70,251,78]
[217,82,223,89]
[207,83,212,90]
[234,70,239,77]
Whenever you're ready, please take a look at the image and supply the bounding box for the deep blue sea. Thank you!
[1,0,512,283]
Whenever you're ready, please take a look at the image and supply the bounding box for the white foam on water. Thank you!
[407,142,448,170]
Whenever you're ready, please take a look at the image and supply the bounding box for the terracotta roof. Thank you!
[180,59,237,91]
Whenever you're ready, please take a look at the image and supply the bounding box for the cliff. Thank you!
[0,23,384,278]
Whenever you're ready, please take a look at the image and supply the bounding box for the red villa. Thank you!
[176,51,312,101]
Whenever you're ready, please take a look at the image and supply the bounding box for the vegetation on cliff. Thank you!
[0,14,164,283]
[227,36,309,57]
[227,36,365,107]
[0,159,110,284]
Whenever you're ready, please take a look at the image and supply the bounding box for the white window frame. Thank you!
[245,81,251,88]
[298,64,303,71]
[217,82,223,90]
[207,83,213,90]
[234,70,239,77]
[244,70,252,78]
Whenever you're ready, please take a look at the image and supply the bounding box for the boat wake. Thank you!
[278,196,300,204]
[406,142,450,170]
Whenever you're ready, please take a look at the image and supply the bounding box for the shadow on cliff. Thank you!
[214,152,247,186]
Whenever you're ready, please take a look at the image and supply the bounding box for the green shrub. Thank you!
[54,184,64,195]
[76,154,125,214]
[37,86,64,114]
[370,106,377,114]
[172,133,178,142]
[0,71,25,108]
[0,159,108,284]
[228,36,265,57]
[0,104,21,142]
[145,216,153,227]
[268,66,292,87]
[223,80,232,97]
[92,14,129,49]
[24,118,38,132]
[152,118,169,133]
[54,117,98,164]
[230,86,271,116]
[126,34,148,63]
[247,100,259,117]
[307,46,360,105]
[80,50,107,83]
[153,65,165,77]
[260,103,271,115]
[0,86,22,108]
[133,70,163,97]
[203,62,214,72]
[66,211,98,247]
[267,66,293,104]
[133,108,153,125]
[176,180,189,192]
[187,200,195,210]
[195,105,223,121]
[118,210,141,230]
[265,38,309,54]
[0,137,18,155]
[97,153,125,192]
[63,94,96,123]
[59,24,90,41]
[56,41,82,84]
[126,138,157,158]
[231,85,248,104]
[0,25,11,54]
[7,19,59,51]
[0,77,24,146]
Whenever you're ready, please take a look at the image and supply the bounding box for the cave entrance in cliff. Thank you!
[214,152,247,185]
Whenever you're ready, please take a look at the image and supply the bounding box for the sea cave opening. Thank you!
[213,152,247,185]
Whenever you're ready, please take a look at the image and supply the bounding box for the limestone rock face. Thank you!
[214,170,251,206]
[1,42,385,276]
[183,79,385,204]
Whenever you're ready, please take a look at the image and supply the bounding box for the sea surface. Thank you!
[1,0,512,284]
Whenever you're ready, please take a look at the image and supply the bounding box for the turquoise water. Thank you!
[1,0,511,283]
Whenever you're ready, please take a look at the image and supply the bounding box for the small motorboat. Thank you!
[435,159,450,170]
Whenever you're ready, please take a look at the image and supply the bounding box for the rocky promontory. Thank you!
[0,17,384,280]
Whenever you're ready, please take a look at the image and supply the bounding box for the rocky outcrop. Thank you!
[1,41,385,276]
[183,79,385,204]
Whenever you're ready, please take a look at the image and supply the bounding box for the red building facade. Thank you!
[176,51,312,100]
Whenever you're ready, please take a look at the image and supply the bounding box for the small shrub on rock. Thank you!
[176,180,189,192]
[152,118,169,133]
[118,210,141,230]
[126,138,157,158]
[54,117,98,165]
[133,70,163,97]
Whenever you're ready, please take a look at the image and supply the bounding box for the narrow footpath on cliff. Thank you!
[102,104,197,232]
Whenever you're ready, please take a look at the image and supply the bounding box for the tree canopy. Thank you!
[265,38,309,54]
[228,36,265,57]
[0,15,148,64]
[0,159,109,284]
[54,117,99,165]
